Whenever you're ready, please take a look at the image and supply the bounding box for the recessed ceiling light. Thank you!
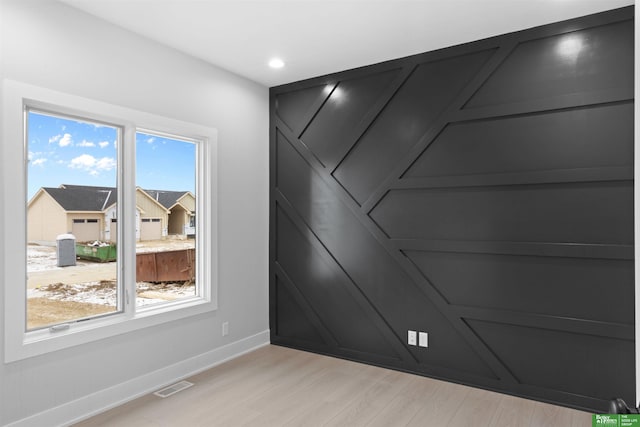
[269,58,285,69]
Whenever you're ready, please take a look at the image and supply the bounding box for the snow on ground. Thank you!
[28,245,64,273]
[27,240,196,306]
[28,281,196,307]
[29,281,116,306]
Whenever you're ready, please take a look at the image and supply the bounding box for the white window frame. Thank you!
[3,80,218,362]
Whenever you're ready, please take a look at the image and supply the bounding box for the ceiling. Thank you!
[59,0,634,88]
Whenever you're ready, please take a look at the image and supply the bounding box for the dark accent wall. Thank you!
[269,7,634,412]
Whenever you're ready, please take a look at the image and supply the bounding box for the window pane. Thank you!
[135,132,197,306]
[26,111,120,330]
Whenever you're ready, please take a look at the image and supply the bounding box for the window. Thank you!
[3,80,218,362]
[26,110,121,330]
[135,130,198,303]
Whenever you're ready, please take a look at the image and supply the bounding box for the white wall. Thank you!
[0,0,269,425]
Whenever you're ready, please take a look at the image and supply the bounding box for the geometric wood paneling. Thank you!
[276,205,401,359]
[270,6,634,413]
[300,69,400,169]
[464,21,634,109]
[333,49,496,205]
[370,182,634,243]
[275,132,497,378]
[275,276,327,345]
[405,251,634,324]
[275,84,328,134]
[404,103,634,179]
[467,320,636,403]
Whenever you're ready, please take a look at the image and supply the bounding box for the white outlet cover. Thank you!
[419,332,428,347]
[408,330,417,346]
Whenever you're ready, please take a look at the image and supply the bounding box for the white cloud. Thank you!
[98,141,110,148]
[69,154,116,175]
[77,140,96,147]
[95,157,117,170]
[69,154,95,169]
[146,137,156,144]
[49,134,62,144]
[29,151,48,166]
[58,133,73,147]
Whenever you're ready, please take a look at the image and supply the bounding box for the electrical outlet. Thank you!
[408,330,417,346]
[419,332,428,348]
[222,322,229,336]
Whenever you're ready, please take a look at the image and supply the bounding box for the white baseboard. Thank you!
[6,330,270,427]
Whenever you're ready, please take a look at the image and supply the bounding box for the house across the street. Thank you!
[27,184,195,243]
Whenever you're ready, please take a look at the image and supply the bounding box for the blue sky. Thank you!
[27,112,195,200]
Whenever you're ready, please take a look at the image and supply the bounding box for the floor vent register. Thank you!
[153,380,194,398]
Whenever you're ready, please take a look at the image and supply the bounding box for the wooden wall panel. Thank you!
[300,69,400,168]
[464,20,634,109]
[270,6,634,412]
[276,205,400,358]
[467,320,635,403]
[405,251,634,324]
[405,103,634,178]
[371,183,633,243]
[333,49,496,204]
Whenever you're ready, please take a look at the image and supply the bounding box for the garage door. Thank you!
[140,218,162,241]
[72,219,100,243]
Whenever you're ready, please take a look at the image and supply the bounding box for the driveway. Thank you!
[28,262,116,289]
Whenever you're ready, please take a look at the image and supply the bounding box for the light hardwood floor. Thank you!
[74,345,592,426]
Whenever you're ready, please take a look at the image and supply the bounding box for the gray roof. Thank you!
[143,189,191,209]
[41,185,190,212]
[43,185,117,211]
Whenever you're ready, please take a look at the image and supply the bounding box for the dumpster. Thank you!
[136,248,195,282]
[75,241,117,262]
[56,233,76,267]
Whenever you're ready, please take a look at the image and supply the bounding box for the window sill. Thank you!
[8,297,216,363]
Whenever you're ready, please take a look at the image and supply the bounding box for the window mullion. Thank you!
[121,125,137,317]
